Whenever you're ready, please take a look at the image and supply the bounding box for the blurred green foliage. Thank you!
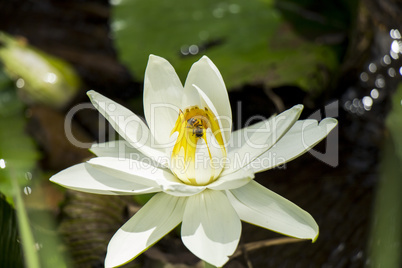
[0,68,70,268]
[0,68,41,268]
[112,0,345,93]
[0,69,39,205]
[0,32,81,109]
[369,84,402,268]
[386,83,402,161]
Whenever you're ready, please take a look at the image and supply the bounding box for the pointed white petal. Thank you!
[105,193,186,268]
[228,116,274,153]
[223,105,303,175]
[250,118,338,173]
[181,190,241,267]
[208,166,255,191]
[88,157,206,197]
[193,84,231,147]
[87,90,167,166]
[87,157,168,187]
[90,140,168,169]
[143,55,184,147]
[49,163,160,195]
[227,181,318,241]
[184,56,232,144]
[90,140,134,158]
[182,81,202,109]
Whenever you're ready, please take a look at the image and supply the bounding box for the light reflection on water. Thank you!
[390,50,399,59]
[16,78,25,88]
[180,44,200,56]
[0,158,6,169]
[375,76,385,88]
[360,72,369,82]
[391,40,402,54]
[213,7,225,19]
[212,3,241,18]
[43,72,57,84]
[344,28,402,115]
[390,29,401,39]
[368,63,377,73]
[388,67,396,77]
[371,89,379,99]
[25,171,32,180]
[24,186,32,195]
[382,55,391,65]
[35,242,42,251]
[111,19,126,32]
[228,4,241,14]
[362,96,373,111]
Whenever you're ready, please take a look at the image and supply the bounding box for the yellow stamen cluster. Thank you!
[170,106,226,185]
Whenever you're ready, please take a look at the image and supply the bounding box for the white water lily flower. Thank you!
[50,55,337,268]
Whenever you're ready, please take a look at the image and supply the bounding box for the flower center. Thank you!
[169,106,226,185]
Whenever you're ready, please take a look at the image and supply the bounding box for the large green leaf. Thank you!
[112,0,339,92]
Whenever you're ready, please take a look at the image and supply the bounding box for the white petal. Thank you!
[90,140,167,169]
[90,140,140,158]
[143,55,184,147]
[207,166,255,191]
[88,157,206,197]
[105,192,186,268]
[181,190,241,267]
[223,105,303,175]
[184,56,232,144]
[227,181,318,241]
[188,129,226,185]
[87,90,167,166]
[162,183,206,197]
[228,116,274,153]
[204,128,225,180]
[49,163,160,195]
[193,84,231,147]
[182,81,202,108]
[250,118,338,173]
[194,138,214,185]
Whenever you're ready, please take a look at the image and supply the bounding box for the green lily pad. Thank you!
[112,0,339,92]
